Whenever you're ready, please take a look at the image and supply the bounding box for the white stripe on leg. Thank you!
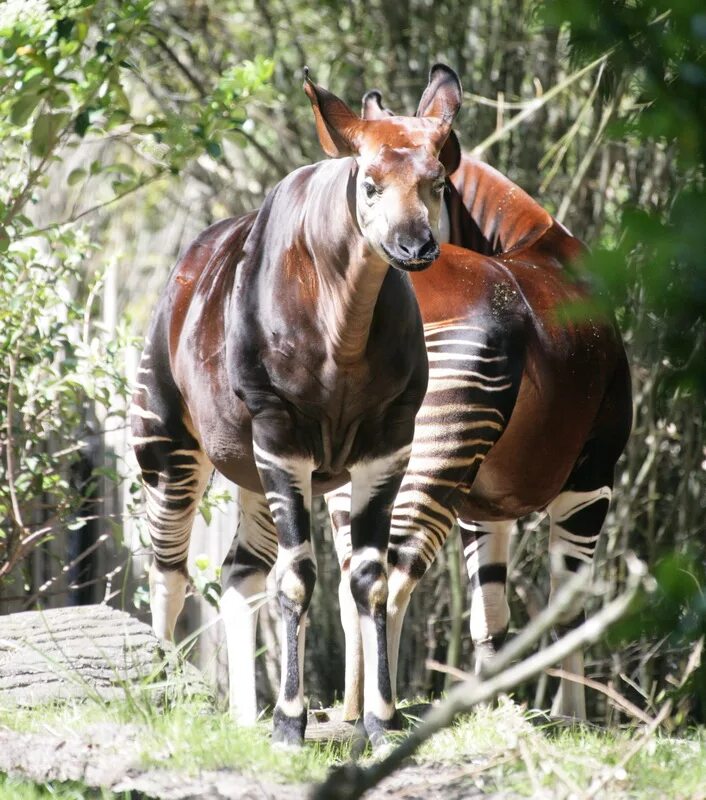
[220,575,266,725]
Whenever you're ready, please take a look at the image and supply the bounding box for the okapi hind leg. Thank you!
[139,444,211,640]
[130,347,213,643]
[325,484,364,722]
[459,519,514,673]
[546,485,612,720]
[546,426,622,720]
[220,489,278,726]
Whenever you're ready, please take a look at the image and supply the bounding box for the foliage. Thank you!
[540,0,706,720]
[544,0,706,393]
[0,1,272,589]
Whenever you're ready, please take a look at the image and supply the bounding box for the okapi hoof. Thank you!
[473,628,509,675]
[364,710,401,752]
[272,707,307,747]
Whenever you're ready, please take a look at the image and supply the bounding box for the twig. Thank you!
[582,699,673,800]
[539,60,606,194]
[556,93,620,223]
[517,737,543,796]
[27,173,166,236]
[309,557,645,800]
[4,355,26,535]
[426,659,472,683]
[470,54,609,158]
[22,533,112,607]
[545,668,654,726]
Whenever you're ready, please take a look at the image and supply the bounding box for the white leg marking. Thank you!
[386,567,414,701]
[359,614,394,722]
[149,563,188,641]
[349,447,411,519]
[546,488,611,721]
[551,650,586,720]
[462,520,513,648]
[221,576,267,725]
[339,567,363,720]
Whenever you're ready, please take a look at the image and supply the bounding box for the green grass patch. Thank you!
[1,696,705,798]
[0,774,124,800]
[140,703,353,782]
[416,698,706,799]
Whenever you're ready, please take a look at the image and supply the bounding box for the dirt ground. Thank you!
[0,712,502,800]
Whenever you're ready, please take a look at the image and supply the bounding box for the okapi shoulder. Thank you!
[412,243,527,328]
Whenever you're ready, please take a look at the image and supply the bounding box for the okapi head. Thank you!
[361,84,462,180]
[304,64,462,271]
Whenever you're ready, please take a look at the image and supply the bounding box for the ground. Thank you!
[1,698,705,800]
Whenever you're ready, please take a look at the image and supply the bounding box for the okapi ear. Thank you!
[416,64,463,174]
[439,129,461,175]
[415,63,463,125]
[361,89,394,120]
[303,67,362,158]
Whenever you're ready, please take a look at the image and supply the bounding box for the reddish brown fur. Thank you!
[412,242,629,521]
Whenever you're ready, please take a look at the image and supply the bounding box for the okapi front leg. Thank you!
[220,489,278,725]
[459,519,513,672]
[547,487,612,720]
[349,448,410,747]
[252,437,316,746]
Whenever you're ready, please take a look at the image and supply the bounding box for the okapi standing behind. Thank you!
[323,91,633,723]
[130,66,463,745]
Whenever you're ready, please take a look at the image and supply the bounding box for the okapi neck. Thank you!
[318,241,390,365]
[303,158,391,365]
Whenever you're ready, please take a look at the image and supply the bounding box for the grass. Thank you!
[0,775,127,800]
[1,696,706,799]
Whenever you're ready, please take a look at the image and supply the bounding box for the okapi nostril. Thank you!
[418,236,438,260]
[394,234,438,262]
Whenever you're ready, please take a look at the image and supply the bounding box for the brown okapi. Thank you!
[130,65,464,746]
[322,90,632,721]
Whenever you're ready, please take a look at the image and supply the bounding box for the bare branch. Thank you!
[309,557,645,800]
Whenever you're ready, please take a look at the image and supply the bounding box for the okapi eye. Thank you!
[433,180,446,195]
[363,179,379,199]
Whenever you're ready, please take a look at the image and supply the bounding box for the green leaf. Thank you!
[30,112,70,157]
[206,140,222,159]
[49,88,71,109]
[67,168,86,186]
[10,93,41,126]
[74,108,90,137]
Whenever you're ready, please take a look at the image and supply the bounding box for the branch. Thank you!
[309,556,646,800]
[544,668,654,726]
[27,172,166,236]
[470,53,609,158]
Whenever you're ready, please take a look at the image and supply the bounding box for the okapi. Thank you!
[130,65,464,745]
[322,90,632,721]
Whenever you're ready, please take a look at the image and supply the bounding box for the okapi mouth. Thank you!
[381,243,440,272]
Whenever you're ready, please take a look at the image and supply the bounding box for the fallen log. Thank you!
[0,604,210,707]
